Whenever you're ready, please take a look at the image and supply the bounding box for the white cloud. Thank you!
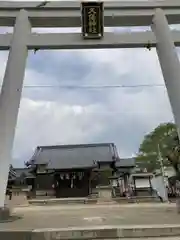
[13,98,107,163]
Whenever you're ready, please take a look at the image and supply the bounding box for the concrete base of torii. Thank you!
[0,207,10,222]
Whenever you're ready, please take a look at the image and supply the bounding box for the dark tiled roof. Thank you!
[115,158,135,168]
[29,143,118,170]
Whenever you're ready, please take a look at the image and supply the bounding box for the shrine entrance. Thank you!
[54,170,90,198]
[0,1,180,208]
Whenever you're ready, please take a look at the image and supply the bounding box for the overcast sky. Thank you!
[0,0,179,166]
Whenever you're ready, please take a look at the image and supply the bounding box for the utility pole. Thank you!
[158,144,166,178]
[157,144,168,202]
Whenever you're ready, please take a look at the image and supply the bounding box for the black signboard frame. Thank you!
[81,1,104,39]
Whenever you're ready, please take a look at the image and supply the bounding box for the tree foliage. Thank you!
[136,122,180,173]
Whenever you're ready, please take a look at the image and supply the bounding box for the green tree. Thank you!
[136,122,179,173]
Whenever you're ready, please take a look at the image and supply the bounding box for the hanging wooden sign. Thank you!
[81,1,104,39]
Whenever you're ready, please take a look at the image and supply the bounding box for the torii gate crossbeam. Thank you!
[1,1,180,212]
[0,0,180,27]
[0,31,180,50]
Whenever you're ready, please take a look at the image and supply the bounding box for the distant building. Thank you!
[129,172,154,197]
[8,145,139,199]
[109,158,136,197]
[25,143,119,198]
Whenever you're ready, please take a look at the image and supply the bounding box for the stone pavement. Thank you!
[0,203,180,230]
[1,203,180,239]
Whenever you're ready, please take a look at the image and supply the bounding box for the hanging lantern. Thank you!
[81,1,104,39]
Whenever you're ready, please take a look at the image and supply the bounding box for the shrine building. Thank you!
[25,143,118,198]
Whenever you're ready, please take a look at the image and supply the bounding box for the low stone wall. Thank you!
[114,196,159,204]
[28,195,159,206]
[36,190,55,197]
[0,207,10,221]
[1,225,180,239]
[29,197,98,205]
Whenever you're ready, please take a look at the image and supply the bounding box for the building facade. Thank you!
[25,143,119,198]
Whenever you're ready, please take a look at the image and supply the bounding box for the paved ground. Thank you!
[107,239,180,240]
[0,203,180,230]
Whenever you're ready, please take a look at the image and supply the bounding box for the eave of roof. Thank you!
[37,142,115,150]
[115,158,135,168]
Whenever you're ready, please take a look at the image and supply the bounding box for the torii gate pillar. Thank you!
[0,9,31,209]
[152,8,180,136]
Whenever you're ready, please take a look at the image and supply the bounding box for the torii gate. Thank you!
[0,0,180,209]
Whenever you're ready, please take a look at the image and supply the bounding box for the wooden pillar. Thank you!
[134,177,137,196]
[88,170,92,195]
